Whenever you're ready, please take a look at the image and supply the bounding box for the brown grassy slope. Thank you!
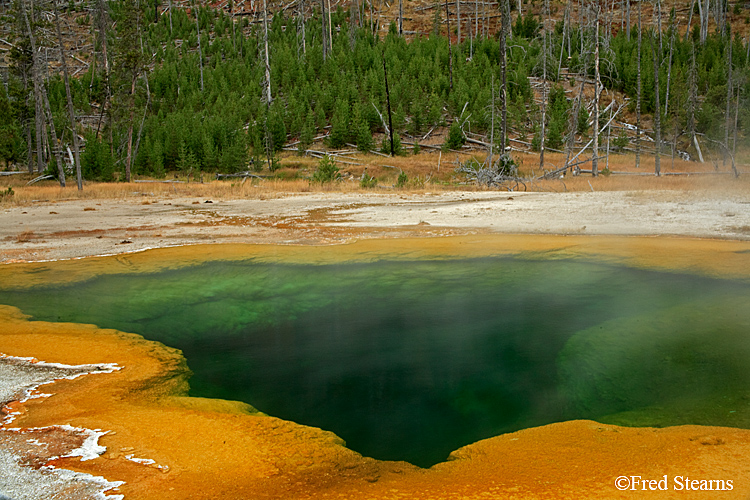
[2,147,749,206]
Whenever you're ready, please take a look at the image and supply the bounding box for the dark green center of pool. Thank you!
[2,256,750,467]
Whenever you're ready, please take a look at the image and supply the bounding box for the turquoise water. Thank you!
[1,257,749,467]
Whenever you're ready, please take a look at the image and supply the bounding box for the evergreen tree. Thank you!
[353,103,373,152]
[328,99,351,148]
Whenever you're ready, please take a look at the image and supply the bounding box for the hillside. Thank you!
[1,0,748,188]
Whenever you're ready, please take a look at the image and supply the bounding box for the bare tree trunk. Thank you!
[40,96,48,169]
[131,43,151,165]
[500,0,508,153]
[321,0,328,59]
[567,1,571,55]
[651,36,661,176]
[25,120,33,174]
[715,0,725,36]
[195,2,204,93]
[263,0,273,170]
[327,0,333,52]
[636,0,642,168]
[489,77,495,167]
[468,11,474,59]
[565,79,585,172]
[300,0,306,55]
[580,0,585,57]
[95,0,110,128]
[231,0,236,53]
[605,102,613,171]
[399,0,403,35]
[724,36,732,166]
[350,0,357,49]
[558,1,569,77]
[592,7,600,177]
[22,0,45,174]
[126,74,136,183]
[446,0,453,90]
[168,0,173,34]
[456,0,461,44]
[263,0,271,104]
[42,83,65,186]
[474,0,478,44]
[369,0,374,35]
[655,0,662,54]
[482,0,487,38]
[383,58,395,157]
[685,0,694,42]
[24,0,60,183]
[54,0,82,189]
[626,0,630,39]
[20,0,44,174]
[733,82,740,156]
[664,21,674,115]
[670,137,682,169]
[688,42,701,162]
[539,0,549,170]
[96,0,109,74]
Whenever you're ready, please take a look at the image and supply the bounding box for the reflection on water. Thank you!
[0,257,749,467]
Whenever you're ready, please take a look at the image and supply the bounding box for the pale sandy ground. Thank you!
[1,190,749,262]
[1,189,750,499]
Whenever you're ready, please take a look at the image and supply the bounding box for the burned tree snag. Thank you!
[383,57,395,157]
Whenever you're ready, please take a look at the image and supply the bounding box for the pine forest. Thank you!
[1,0,749,187]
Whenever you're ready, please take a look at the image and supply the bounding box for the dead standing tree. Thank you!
[297,0,306,57]
[113,0,146,183]
[687,42,704,162]
[445,0,453,90]
[20,0,46,176]
[651,0,661,176]
[53,0,82,188]
[20,0,44,174]
[635,0,642,168]
[94,0,111,136]
[22,0,66,185]
[455,0,461,45]
[651,32,661,176]
[193,0,204,93]
[538,0,552,171]
[383,56,395,157]
[499,0,509,153]
[724,32,732,166]
[321,0,329,59]
[592,4,600,176]
[263,0,273,170]
[562,1,616,177]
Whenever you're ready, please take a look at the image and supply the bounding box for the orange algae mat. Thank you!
[2,234,750,499]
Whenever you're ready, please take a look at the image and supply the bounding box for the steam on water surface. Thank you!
[1,257,749,467]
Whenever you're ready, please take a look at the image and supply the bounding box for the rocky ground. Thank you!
[1,189,749,263]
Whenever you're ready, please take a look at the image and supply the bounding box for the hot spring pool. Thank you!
[1,253,749,467]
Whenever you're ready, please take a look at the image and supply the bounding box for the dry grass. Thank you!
[526,151,750,194]
[1,149,748,207]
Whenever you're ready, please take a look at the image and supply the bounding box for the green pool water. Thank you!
[1,256,749,467]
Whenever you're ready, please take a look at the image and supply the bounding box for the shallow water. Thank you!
[1,256,749,467]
